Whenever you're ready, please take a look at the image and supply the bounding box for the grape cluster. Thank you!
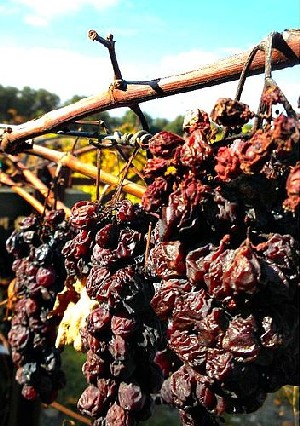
[63,200,165,425]
[6,210,72,403]
[142,101,299,425]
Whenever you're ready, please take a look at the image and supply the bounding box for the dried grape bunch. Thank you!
[142,131,184,212]
[214,115,299,182]
[142,113,216,216]
[63,199,165,425]
[210,98,254,129]
[261,84,286,107]
[213,123,299,239]
[6,209,72,403]
[283,163,300,212]
[142,102,299,425]
[183,109,211,135]
[62,201,101,278]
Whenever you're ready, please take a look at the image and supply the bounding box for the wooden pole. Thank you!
[6,155,72,216]
[0,174,46,215]
[49,401,92,425]
[29,144,146,198]
[1,30,299,153]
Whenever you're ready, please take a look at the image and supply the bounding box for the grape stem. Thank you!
[144,221,153,268]
[107,144,141,206]
[235,45,261,102]
[88,30,150,132]
[241,31,299,130]
[3,153,71,215]
[130,103,150,132]
[235,31,298,103]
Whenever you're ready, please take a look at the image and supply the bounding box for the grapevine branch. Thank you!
[88,29,150,130]
[88,30,125,89]
[0,29,299,154]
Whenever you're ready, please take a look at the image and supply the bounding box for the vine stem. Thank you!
[107,145,141,206]
[95,148,101,201]
[235,45,261,101]
[88,30,124,86]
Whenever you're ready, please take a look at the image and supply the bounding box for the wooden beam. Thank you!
[28,144,146,198]
[0,174,46,215]
[5,155,72,216]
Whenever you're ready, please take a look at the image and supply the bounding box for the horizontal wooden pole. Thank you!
[0,30,299,153]
[29,144,146,198]
[0,173,45,215]
[49,401,92,425]
[6,155,72,216]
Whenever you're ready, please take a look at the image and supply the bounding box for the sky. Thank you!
[0,0,299,121]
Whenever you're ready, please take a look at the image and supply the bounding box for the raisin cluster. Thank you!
[142,101,299,425]
[6,210,71,403]
[63,200,165,425]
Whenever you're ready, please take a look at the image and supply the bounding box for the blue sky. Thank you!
[0,0,299,119]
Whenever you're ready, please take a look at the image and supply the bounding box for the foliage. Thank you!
[278,386,300,424]
[0,85,60,123]
[73,142,147,203]
[164,115,184,136]
[58,346,87,410]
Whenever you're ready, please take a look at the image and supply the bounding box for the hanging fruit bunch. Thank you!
[5,209,72,403]
[141,83,299,425]
[56,199,166,425]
